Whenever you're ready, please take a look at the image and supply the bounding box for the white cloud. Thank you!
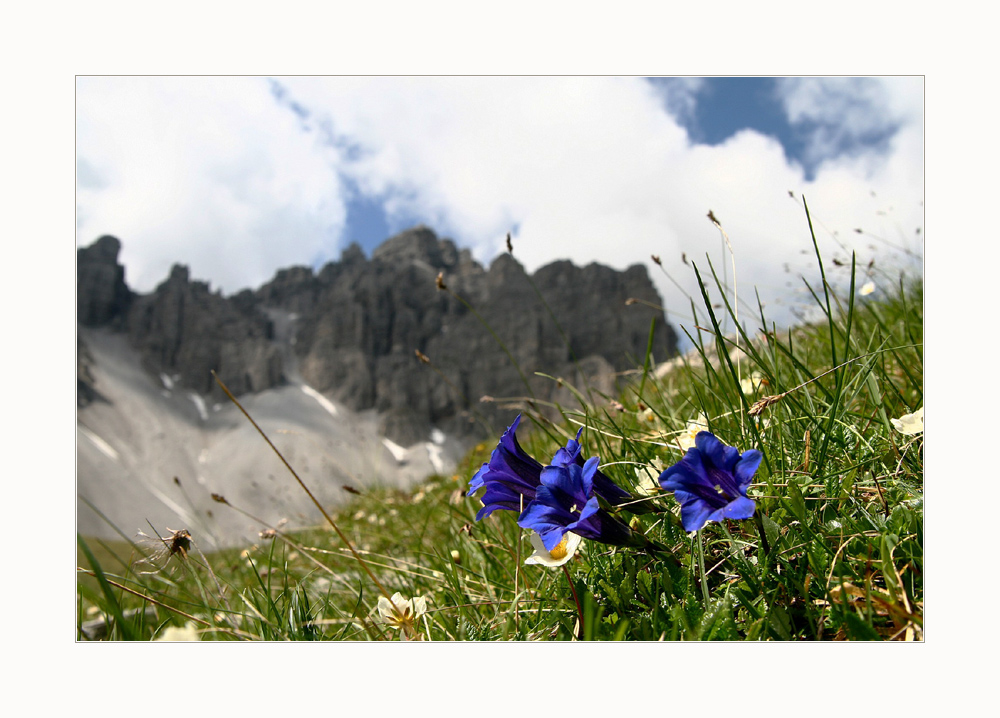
[776,77,924,169]
[76,77,345,294]
[645,77,706,130]
[77,76,923,340]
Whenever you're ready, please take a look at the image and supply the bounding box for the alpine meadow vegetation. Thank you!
[77,199,923,641]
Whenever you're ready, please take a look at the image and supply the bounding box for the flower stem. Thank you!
[562,565,584,640]
[697,529,711,606]
[754,512,771,556]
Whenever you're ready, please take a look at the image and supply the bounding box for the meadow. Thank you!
[77,200,923,641]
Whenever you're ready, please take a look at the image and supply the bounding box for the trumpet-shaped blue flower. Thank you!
[468,415,634,521]
[468,415,544,520]
[517,456,637,551]
[658,431,762,532]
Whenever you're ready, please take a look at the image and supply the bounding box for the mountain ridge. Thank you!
[77,226,678,444]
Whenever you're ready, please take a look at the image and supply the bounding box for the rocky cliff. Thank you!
[77,226,678,444]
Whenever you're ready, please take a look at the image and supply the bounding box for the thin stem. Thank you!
[697,529,711,606]
[514,498,523,634]
[754,513,771,556]
[562,564,584,640]
[211,371,393,602]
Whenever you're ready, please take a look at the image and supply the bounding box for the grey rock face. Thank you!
[77,235,131,327]
[124,264,283,396]
[77,226,678,444]
[260,226,678,443]
[78,334,99,407]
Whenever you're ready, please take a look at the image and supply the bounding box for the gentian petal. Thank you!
[539,464,585,503]
[695,431,740,471]
[591,468,635,507]
[733,450,763,491]
[660,431,761,531]
[550,429,583,467]
[468,415,546,519]
[551,429,635,508]
[660,452,716,503]
[468,462,489,494]
[680,499,717,533]
[574,495,601,525]
[475,480,528,520]
[518,498,573,550]
[579,456,599,498]
[718,495,756,521]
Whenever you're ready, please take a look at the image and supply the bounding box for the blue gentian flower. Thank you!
[551,429,634,507]
[658,431,762,532]
[468,415,544,520]
[517,456,637,551]
[468,415,635,521]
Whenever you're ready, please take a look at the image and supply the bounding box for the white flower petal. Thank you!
[740,371,764,394]
[376,595,395,620]
[634,459,663,496]
[676,413,709,451]
[524,531,582,567]
[890,407,923,435]
[860,281,875,296]
[155,622,200,641]
[412,596,428,618]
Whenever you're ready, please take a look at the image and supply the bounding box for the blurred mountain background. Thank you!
[76,227,677,547]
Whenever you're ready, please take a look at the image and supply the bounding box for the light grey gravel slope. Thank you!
[77,326,463,550]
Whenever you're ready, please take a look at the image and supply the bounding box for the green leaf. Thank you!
[881,533,901,594]
[700,594,737,640]
[844,612,882,641]
[767,605,793,640]
[599,579,620,608]
[787,481,807,523]
[839,468,856,508]
[761,513,780,550]
[637,569,653,600]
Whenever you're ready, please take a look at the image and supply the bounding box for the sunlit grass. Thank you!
[77,200,922,641]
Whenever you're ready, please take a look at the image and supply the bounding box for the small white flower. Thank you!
[634,459,664,497]
[154,621,200,641]
[859,281,875,296]
[890,407,923,435]
[524,531,582,568]
[376,592,428,636]
[739,371,765,394]
[676,413,710,451]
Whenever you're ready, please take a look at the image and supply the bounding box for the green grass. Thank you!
[77,202,922,641]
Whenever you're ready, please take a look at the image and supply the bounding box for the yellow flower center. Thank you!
[549,534,570,560]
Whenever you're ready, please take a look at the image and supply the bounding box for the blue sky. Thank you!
[656,78,810,167]
[338,76,915,258]
[76,76,923,337]
[343,79,805,257]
